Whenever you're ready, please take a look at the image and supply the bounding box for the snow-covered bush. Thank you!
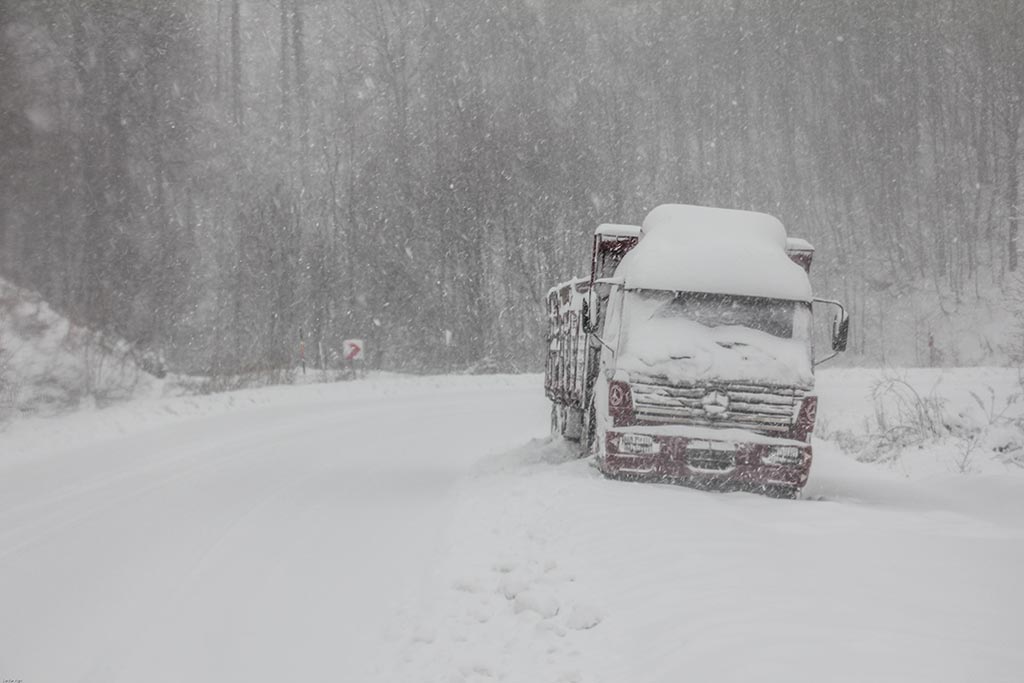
[74,332,147,407]
[204,368,297,394]
[955,387,1024,471]
[868,376,950,455]
[826,371,1024,473]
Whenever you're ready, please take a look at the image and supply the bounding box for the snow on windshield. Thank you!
[616,290,814,387]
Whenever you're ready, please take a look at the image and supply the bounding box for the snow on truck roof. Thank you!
[786,237,814,252]
[616,204,813,302]
[596,223,642,237]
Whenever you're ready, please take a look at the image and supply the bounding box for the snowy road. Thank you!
[1,373,1023,683]
[0,377,547,683]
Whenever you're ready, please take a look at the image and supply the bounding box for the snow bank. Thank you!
[815,366,1024,476]
[0,277,166,419]
[618,204,813,302]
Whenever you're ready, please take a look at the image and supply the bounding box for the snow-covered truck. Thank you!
[545,204,849,498]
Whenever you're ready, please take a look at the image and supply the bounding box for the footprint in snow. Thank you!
[492,558,518,574]
[565,603,603,631]
[513,588,560,619]
[452,577,485,593]
[498,574,529,599]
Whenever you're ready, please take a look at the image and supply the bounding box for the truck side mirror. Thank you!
[832,311,850,352]
[813,298,850,366]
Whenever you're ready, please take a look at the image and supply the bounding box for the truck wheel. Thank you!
[557,406,583,442]
[764,485,799,500]
[581,403,597,458]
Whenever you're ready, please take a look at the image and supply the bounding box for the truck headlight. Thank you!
[618,433,660,455]
[763,446,802,466]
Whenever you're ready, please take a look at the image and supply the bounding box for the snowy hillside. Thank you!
[834,277,1020,368]
[0,277,168,419]
[0,277,347,423]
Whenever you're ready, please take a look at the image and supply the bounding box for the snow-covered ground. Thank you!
[1,370,1022,683]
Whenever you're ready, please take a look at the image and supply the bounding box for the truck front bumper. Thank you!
[599,427,811,493]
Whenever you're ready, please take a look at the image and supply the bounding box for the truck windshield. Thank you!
[645,291,799,338]
[616,289,813,385]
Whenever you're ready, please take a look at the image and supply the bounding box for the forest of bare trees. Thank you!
[1,0,1022,374]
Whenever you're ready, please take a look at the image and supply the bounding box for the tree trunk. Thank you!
[230,0,243,128]
[1010,122,1020,271]
[291,0,308,151]
[278,0,291,141]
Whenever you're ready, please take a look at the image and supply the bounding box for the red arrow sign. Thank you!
[343,339,364,361]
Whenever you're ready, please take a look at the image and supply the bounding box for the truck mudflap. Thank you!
[599,428,811,494]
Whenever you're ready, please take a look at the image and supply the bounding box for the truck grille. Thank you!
[686,449,736,471]
[630,380,805,435]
